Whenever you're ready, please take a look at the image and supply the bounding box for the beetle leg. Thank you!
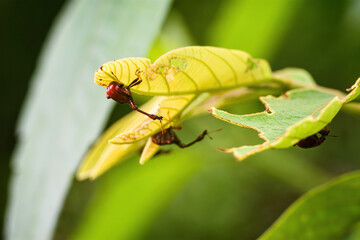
[172,116,183,130]
[319,134,327,144]
[170,115,183,130]
[318,125,330,135]
[160,119,164,134]
[175,130,208,148]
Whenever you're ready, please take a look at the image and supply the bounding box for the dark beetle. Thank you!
[106,70,163,121]
[295,126,330,148]
[151,127,208,148]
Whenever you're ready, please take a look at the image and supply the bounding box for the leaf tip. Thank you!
[108,137,121,144]
[216,146,232,153]
[139,156,147,165]
[76,172,87,181]
[209,107,219,115]
[76,170,96,181]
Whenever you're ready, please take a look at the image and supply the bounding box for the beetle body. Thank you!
[105,72,163,121]
[151,127,207,148]
[106,81,131,104]
[295,127,330,148]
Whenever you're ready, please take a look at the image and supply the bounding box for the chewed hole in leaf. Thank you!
[170,58,180,67]
[211,82,360,161]
[170,58,188,71]
[94,46,273,95]
[157,67,165,73]
[247,58,257,71]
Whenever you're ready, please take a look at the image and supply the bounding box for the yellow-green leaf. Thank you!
[77,94,196,179]
[77,97,164,180]
[139,138,161,164]
[94,46,273,95]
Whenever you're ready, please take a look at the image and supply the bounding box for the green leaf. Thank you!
[6,0,171,240]
[273,68,317,87]
[259,170,360,240]
[210,78,360,161]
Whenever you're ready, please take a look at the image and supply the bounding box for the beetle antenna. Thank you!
[127,69,144,88]
[160,119,165,134]
[172,116,183,130]
[128,78,142,88]
[327,134,337,138]
[110,71,120,81]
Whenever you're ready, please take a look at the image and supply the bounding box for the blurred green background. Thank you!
[1,0,360,239]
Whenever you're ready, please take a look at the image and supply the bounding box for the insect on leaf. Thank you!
[94,46,273,95]
[77,97,164,180]
[77,94,196,180]
[210,78,360,161]
[109,94,196,144]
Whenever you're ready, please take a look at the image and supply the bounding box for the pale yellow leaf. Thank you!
[94,46,272,95]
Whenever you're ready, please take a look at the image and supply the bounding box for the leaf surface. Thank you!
[77,94,198,179]
[109,94,196,144]
[77,97,160,180]
[273,68,317,87]
[259,170,360,240]
[139,138,161,164]
[94,46,273,95]
[211,79,360,160]
[6,0,171,239]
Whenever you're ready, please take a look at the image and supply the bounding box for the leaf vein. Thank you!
[122,60,131,85]
[176,71,199,92]
[205,48,238,84]
[138,60,150,92]
[158,73,171,94]
[173,54,222,88]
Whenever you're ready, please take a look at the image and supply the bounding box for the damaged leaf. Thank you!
[94,46,273,95]
[77,94,196,179]
[210,78,360,161]
[110,94,196,144]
